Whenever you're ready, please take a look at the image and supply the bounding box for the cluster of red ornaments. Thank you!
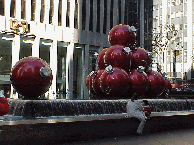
[86,24,172,98]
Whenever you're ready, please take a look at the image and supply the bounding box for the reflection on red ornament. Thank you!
[160,78,172,96]
[108,24,136,48]
[97,48,109,70]
[92,70,107,96]
[11,57,53,98]
[127,69,149,95]
[104,45,132,71]
[100,66,130,96]
[86,71,97,95]
[144,70,165,97]
[131,47,151,70]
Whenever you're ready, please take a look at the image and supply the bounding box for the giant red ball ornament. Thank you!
[127,69,149,96]
[92,70,107,96]
[11,57,53,98]
[144,70,165,98]
[104,45,132,71]
[131,47,151,70]
[97,48,109,70]
[86,71,97,95]
[160,78,172,96]
[108,24,136,48]
[100,65,130,96]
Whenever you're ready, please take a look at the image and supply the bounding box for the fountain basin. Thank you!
[7,99,194,118]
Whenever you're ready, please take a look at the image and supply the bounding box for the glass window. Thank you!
[103,0,107,34]
[10,0,16,18]
[66,1,70,27]
[31,0,36,21]
[110,0,113,29]
[21,0,26,20]
[89,0,93,31]
[74,0,78,29]
[0,40,12,98]
[0,0,4,16]
[96,0,100,32]
[82,0,86,30]
[58,0,62,26]
[49,0,54,24]
[57,46,67,99]
[40,0,45,23]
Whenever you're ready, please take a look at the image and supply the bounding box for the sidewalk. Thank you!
[60,128,194,145]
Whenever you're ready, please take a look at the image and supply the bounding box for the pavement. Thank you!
[58,128,194,145]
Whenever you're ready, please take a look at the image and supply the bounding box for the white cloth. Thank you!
[126,100,146,134]
[0,92,5,98]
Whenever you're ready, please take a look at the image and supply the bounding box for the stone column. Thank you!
[44,0,50,24]
[49,39,57,99]
[121,0,125,24]
[83,44,89,99]
[162,0,167,73]
[66,42,74,100]
[187,0,193,80]
[35,0,41,23]
[113,0,118,27]
[15,0,21,19]
[26,0,31,21]
[11,35,20,99]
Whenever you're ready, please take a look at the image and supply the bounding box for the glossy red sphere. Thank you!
[127,69,149,96]
[0,97,9,116]
[100,67,130,96]
[144,70,166,98]
[108,24,136,48]
[85,71,97,95]
[11,57,53,98]
[97,48,109,70]
[131,47,151,70]
[104,45,132,72]
[92,70,107,96]
[160,78,172,96]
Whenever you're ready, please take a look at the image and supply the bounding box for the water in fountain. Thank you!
[4,99,194,120]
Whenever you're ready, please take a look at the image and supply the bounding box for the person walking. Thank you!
[0,92,10,116]
[126,93,147,135]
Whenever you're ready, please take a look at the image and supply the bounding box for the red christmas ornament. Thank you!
[85,71,97,95]
[104,45,132,72]
[11,57,53,98]
[108,24,136,49]
[131,47,151,70]
[0,94,9,116]
[144,70,166,97]
[100,65,130,96]
[127,69,149,96]
[97,48,109,70]
[92,70,107,96]
[160,78,172,96]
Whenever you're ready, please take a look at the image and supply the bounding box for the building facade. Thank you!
[0,0,151,99]
[152,0,194,83]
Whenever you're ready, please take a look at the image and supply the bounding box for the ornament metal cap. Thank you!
[128,26,136,33]
[40,66,51,77]
[90,71,97,79]
[122,47,131,55]
[137,66,145,73]
[148,52,154,59]
[105,65,114,74]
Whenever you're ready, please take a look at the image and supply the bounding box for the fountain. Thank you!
[1,24,194,144]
